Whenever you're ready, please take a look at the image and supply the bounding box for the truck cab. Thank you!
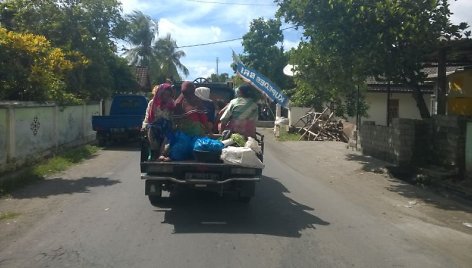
[92,95,148,146]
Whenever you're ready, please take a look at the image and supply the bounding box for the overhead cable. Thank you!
[185,0,275,6]
[176,26,297,48]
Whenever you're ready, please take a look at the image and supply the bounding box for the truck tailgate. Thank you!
[141,161,263,182]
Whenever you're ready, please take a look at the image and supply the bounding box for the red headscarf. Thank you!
[174,81,208,125]
[148,83,174,123]
[175,81,194,104]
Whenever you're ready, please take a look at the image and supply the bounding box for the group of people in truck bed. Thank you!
[141,80,259,161]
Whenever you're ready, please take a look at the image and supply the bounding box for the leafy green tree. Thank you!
[0,27,87,103]
[208,73,229,82]
[276,0,469,118]
[122,12,189,85]
[152,33,189,83]
[0,0,136,100]
[109,57,140,93]
[123,10,158,67]
[240,18,291,90]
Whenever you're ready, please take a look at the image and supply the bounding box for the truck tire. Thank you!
[146,181,162,205]
[148,194,162,205]
[97,132,107,147]
[238,181,256,203]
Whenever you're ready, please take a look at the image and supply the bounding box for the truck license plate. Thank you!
[185,173,219,180]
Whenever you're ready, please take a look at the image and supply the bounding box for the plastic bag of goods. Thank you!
[230,133,246,147]
[169,131,195,161]
[193,137,225,162]
[244,137,262,154]
[221,146,264,169]
[193,137,224,152]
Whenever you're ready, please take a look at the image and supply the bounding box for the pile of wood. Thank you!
[294,108,348,142]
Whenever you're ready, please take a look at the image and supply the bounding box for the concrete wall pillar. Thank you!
[276,104,281,118]
[6,107,15,162]
[53,105,58,150]
[82,103,87,141]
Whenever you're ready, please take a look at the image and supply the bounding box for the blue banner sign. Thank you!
[233,53,289,108]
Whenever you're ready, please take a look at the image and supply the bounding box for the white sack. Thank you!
[221,146,265,169]
[244,137,262,154]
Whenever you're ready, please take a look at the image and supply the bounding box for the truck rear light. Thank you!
[231,168,256,175]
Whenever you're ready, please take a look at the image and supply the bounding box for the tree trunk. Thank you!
[412,85,431,119]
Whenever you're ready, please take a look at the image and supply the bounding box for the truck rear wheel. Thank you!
[146,181,162,205]
[148,194,162,205]
[237,181,256,203]
[97,132,107,146]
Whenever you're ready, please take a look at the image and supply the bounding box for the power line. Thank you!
[176,26,297,48]
[185,0,275,6]
[177,37,242,48]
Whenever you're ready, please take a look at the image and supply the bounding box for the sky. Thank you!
[118,0,472,81]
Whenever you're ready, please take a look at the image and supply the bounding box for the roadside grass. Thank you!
[0,145,99,197]
[0,211,21,221]
[276,131,302,141]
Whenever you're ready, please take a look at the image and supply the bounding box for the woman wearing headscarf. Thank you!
[195,86,217,132]
[142,82,175,160]
[173,81,211,137]
[219,83,258,138]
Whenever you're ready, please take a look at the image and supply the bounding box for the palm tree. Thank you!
[123,11,158,67]
[152,33,189,81]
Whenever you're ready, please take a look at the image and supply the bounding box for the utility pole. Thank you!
[216,57,219,76]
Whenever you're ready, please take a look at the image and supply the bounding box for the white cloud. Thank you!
[282,39,300,51]
[450,0,472,26]
[158,18,225,46]
[185,62,216,80]
[119,0,152,14]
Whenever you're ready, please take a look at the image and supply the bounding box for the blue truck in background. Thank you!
[92,95,148,146]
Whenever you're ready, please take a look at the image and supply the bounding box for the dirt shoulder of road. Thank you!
[260,128,472,236]
[0,148,123,253]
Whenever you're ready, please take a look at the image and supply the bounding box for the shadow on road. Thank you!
[11,177,121,199]
[153,176,330,237]
[345,153,391,173]
[345,153,472,212]
[384,178,472,213]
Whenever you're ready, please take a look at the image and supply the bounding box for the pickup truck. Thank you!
[140,78,264,204]
[92,95,148,146]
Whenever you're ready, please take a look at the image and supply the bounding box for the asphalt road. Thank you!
[1,129,471,268]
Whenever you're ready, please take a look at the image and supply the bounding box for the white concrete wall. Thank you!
[104,98,112,115]
[362,93,432,126]
[288,107,313,127]
[0,109,7,166]
[0,103,100,173]
[14,106,56,160]
[290,93,433,127]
